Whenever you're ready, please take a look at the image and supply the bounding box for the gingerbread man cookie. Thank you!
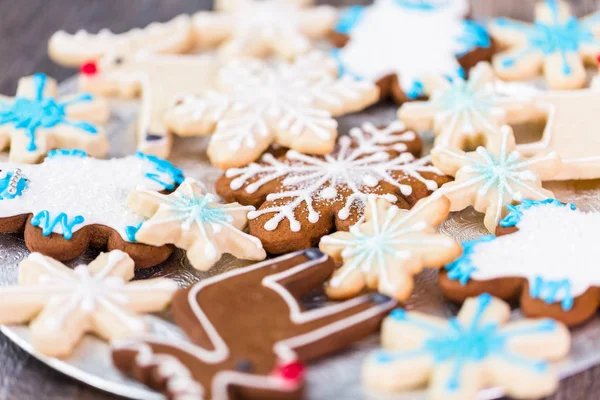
[0,73,109,163]
[331,0,491,102]
[431,125,561,233]
[0,150,184,268]
[193,0,337,60]
[112,249,397,400]
[217,121,451,254]
[0,250,177,357]
[319,194,460,301]
[364,294,570,400]
[127,178,266,271]
[489,0,600,90]
[164,52,379,169]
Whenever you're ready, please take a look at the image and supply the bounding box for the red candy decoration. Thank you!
[80,61,98,76]
[276,360,305,382]
[597,53,600,67]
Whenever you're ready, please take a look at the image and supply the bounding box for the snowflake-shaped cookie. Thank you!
[193,0,337,60]
[319,194,460,301]
[164,52,379,169]
[128,178,266,271]
[217,121,450,254]
[398,62,534,149]
[364,294,570,400]
[442,199,600,326]
[0,250,178,357]
[0,73,109,163]
[490,0,600,90]
[332,0,490,101]
[431,125,561,233]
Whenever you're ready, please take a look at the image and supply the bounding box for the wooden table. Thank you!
[0,0,598,398]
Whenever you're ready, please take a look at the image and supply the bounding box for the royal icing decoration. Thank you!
[0,73,108,163]
[319,195,460,301]
[431,125,561,233]
[0,150,184,240]
[333,0,490,99]
[364,294,570,400]
[193,0,337,60]
[127,178,266,271]
[165,52,379,168]
[0,250,178,357]
[490,0,600,90]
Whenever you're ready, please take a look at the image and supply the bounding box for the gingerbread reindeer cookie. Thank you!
[0,73,108,163]
[217,121,451,254]
[112,249,397,400]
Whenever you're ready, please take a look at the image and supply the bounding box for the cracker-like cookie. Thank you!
[319,194,460,301]
[164,52,379,169]
[112,249,397,400]
[331,0,491,103]
[193,0,337,60]
[0,73,109,163]
[364,294,570,400]
[431,125,561,233]
[441,198,600,326]
[0,250,177,357]
[489,0,600,90]
[127,178,266,271]
[0,150,184,268]
[217,121,451,254]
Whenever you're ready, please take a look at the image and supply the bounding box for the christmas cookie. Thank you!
[217,121,451,254]
[164,52,379,169]
[441,199,600,326]
[127,178,266,271]
[0,150,184,268]
[364,294,570,400]
[319,194,460,301]
[193,0,337,60]
[112,249,397,400]
[0,73,109,163]
[431,125,561,233]
[489,0,600,90]
[331,0,491,103]
[0,250,177,357]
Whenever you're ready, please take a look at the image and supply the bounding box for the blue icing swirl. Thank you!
[0,169,28,200]
[530,276,574,311]
[334,5,365,34]
[500,198,576,228]
[136,152,185,190]
[445,235,495,285]
[30,210,85,240]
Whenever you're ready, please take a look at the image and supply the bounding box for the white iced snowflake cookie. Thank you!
[364,294,570,400]
[127,178,266,271]
[431,125,561,233]
[0,73,109,163]
[0,250,178,357]
[319,194,460,301]
[193,0,337,60]
[164,52,380,169]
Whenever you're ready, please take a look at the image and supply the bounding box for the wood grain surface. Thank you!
[0,0,599,399]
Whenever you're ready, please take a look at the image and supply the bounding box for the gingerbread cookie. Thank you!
[431,125,561,233]
[0,250,177,357]
[0,73,109,163]
[331,0,491,103]
[364,293,570,400]
[319,194,460,301]
[0,150,184,268]
[164,52,379,169]
[49,15,219,158]
[489,0,600,90]
[193,0,337,60]
[217,121,451,254]
[112,249,397,400]
[127,178,266,271]
[398,62,535,149]
[441,198,600,326]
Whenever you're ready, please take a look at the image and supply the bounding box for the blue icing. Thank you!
[334,5,365,34]
[445,235,495,285]
[0,169,28,200]
[125,223,142,242]
[406,80,425,100]
[457,20,491,55]
[135,152,184,190]
[0,73,98,152]
[395,0,451,11]
[500,198,576,228]
[378,294,555,391]
[30,210,85,240]
[530,277,574,311]
[46,148,88,158]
